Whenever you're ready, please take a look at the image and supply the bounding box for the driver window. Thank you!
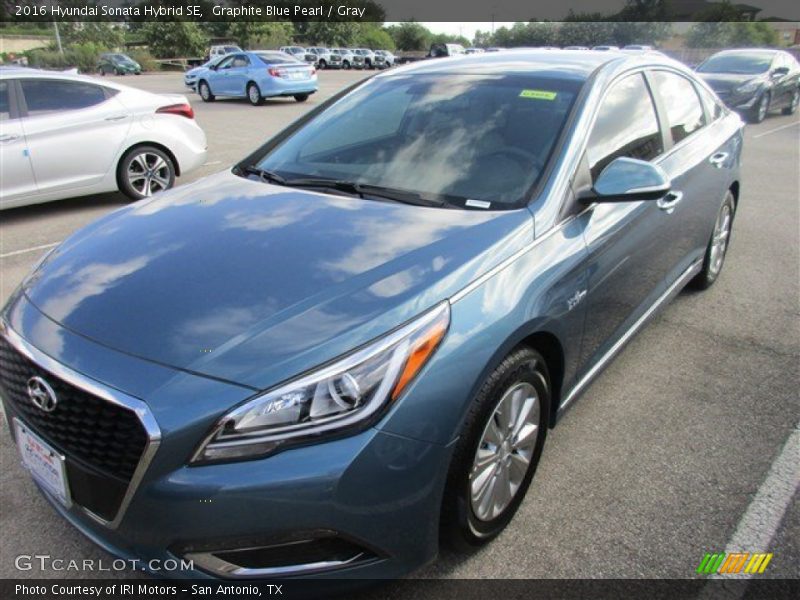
[232,56,249,68]
[586,73,663,182]
[217,57,235,70]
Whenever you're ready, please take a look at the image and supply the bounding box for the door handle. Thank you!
[0,134,20,143]
[709,152,728,168]
[657,191,683,214]
[104,114,128,122]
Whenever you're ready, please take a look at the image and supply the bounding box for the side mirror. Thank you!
[591,157,671,203]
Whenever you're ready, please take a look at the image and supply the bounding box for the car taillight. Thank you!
[156,103,194,119]
[268,68,283,77]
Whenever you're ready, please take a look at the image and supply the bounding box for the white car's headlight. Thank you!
[191,302,450,463]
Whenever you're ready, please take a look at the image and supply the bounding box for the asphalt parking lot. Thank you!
[0,70,798,583]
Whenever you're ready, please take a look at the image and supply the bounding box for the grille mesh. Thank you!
[0,335,147,483]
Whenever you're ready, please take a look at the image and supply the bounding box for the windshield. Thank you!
[245,73,580,208]
[698,53,774,74]
[111,54,133,64]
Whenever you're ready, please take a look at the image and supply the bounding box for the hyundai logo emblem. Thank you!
[27,376,58,413]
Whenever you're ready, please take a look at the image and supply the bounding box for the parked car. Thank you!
[279,46,317,66]
[592,45,620,51]
[331,48,363,69]
[465,47,485,54]
[1,50,743,580]
[184,55,226,90]
[373,49,396,67]
[623,44,653,51]
[564,46,590,50]
[96,53,141,76]
[0,68,206,209]
[306,47,341,69]
[208,45,243,62]
[696,48,800,123]
[353,48,379,69]
[429,43,466,57]
[196,51,317,106]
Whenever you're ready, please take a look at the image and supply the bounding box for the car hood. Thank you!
[699,72,765,93]
[22,171,532,389]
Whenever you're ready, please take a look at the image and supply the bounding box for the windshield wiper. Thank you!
[282,177,447,207]
[239,165,287,185]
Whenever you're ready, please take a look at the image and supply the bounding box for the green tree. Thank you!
[61,23,125,49]
[386,22,431,51]
[228,22,293,49]
[140,22,208,58]
[686,22,778,48]
[430,33,471,47]
[357,25,395,50]
[304,22,362,47]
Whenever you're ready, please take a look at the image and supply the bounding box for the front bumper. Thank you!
[0,295,450,580]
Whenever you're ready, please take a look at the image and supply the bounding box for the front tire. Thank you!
[198,80,215,102]
[749,92,770,123]
[343,60,350,69]
[294,94,309,103]
[441,347,550,550]
[691,190,736,290]
[782,88,799,115]
[318,59,327,70]
[247,82,264,106]
[118,146,176,201]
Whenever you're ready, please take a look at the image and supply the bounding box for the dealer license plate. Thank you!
[15,419,71,507]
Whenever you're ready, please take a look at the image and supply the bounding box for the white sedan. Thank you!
[0,68,207,210]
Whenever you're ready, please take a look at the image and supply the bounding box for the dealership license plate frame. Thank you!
[14,418,72,508]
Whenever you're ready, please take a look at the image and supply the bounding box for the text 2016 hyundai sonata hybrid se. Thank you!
[1,50,743,579]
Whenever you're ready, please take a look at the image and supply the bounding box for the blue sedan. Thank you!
[2,50,743,581]
[195,51,317,105]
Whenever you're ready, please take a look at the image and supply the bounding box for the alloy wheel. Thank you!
[470,382,540,522]
[709,201,732,276]
[248,84,261,105]
[758,95,768,121]
[126,152,171,197]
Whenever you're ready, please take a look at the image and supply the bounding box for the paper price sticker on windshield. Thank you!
[519,90,558,100]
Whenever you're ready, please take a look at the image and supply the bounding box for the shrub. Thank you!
[128,50,158,72]
[28,42,104,73]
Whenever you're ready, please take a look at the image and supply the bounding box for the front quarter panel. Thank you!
[378,216,589,445]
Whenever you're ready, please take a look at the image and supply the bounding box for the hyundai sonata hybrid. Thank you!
[0,50,743,579]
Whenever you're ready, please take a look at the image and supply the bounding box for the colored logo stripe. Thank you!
[697,552,773,574]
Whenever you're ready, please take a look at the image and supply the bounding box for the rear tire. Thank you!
[441,346,550,550]
[782,88,799,115]
[691,190,736,290]
[118,145,176,201]
[247,82,264,106]
[198,80,215,102]
[294,94,309,103]
[318,59,327,70]
[343,60,350,69]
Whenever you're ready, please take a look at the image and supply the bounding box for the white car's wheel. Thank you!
[119,146,176,200]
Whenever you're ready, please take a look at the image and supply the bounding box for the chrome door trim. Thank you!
[556,258,703,419]
[0,319,161,529]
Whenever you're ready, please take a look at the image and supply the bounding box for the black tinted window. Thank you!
[587,73,663,181]
[21,80,107,116]
[0,81,10,121]
[652,71,705,144]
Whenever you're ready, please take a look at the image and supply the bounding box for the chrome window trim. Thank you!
[0,319,161,530]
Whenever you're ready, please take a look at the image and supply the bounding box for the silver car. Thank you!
[373,50,395,68]
[279,46,317,66]
[353,48,380,69]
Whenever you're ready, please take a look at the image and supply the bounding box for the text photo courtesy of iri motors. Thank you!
[0,2,798,599]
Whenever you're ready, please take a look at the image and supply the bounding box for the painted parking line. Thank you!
[0,242,60,260]
[705,424,800,586]
[752,120,800,139]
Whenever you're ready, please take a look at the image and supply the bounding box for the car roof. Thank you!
[381,49,680,81]
[0,67,130,90]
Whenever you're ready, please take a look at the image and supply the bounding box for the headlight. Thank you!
[191,302,450,463]
[736,80,761,95]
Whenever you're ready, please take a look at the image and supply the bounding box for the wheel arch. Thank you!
[116,141,181,190]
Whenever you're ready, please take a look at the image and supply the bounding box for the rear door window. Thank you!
[651,71,706,144]
[0,81,12,121]
[20,79,108,116]
[587,73,663,181]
